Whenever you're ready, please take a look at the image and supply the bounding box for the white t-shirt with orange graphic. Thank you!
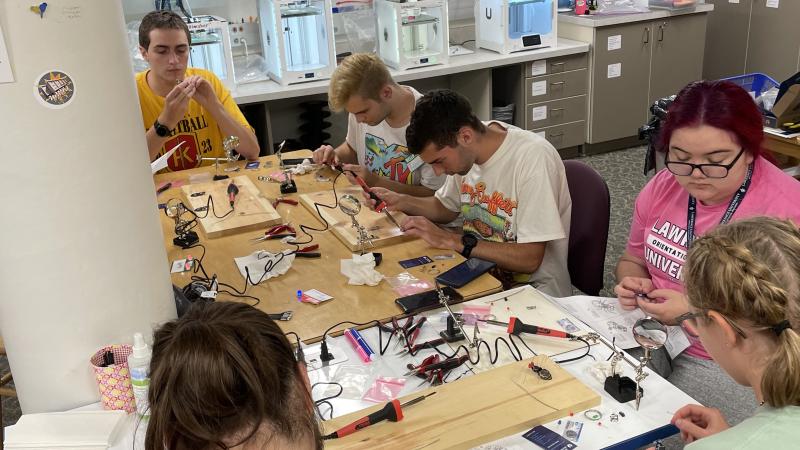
[435,122,572,297]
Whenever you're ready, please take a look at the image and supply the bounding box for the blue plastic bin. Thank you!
[722,73,779,99]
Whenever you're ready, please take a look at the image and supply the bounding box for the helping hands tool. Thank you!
[480,317,576,339]
[323,392,437,440]
[332,163,402,229]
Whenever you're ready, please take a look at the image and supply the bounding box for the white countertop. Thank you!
[230,38,590,105]
[558,3,714,28]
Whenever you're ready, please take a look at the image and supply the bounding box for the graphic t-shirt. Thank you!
[136,67,253,172]
[686,406,800,450]
[345,86,446,190]
[435,122,572,297]
[626,155,800,358]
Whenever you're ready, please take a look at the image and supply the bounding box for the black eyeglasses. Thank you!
[674,311,748,339]
[665,148,745,179]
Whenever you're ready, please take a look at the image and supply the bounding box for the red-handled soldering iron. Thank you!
[322,392,436,440]
[227,182,239,208]
[482,317,575,339]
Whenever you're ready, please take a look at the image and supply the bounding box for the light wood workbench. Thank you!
[764,133,800,161]
[153,151,502,341]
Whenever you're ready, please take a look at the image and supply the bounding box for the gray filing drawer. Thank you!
[532,121,586,150]
[525,69,588,104]
[526,95,586,130]
[525,53,588,77]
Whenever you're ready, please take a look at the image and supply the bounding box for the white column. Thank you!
[0,0,176,413]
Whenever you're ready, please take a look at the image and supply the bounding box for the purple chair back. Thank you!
[564,160,610,296]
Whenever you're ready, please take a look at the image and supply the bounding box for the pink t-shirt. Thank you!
[626,156,800,359]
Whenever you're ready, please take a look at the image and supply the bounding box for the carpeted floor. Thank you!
[0,145,651,431]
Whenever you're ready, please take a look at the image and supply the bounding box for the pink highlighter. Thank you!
[344,329,372,363]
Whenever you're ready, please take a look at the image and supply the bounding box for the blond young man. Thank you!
[313,53,445,196]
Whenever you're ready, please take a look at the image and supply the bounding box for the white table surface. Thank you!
[74,286,696,450]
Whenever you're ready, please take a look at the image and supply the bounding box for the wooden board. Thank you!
[323,355,600,449]
[299,186,415,251]
[181,175,282,239]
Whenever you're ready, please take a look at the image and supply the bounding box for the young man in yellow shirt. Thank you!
[136,10,259,172]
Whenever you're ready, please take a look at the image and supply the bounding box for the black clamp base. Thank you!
[439,315,465,342]
[604,374,642,403]
[280,180,298,194]
[212,174,229,181]
[173,231,199,249]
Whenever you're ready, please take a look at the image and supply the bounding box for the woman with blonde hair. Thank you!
[671,216,800,447]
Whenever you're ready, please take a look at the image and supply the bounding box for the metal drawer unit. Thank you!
[524,53,588,157]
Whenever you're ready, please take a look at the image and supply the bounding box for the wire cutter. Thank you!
[293,244,320,258]
[251,224,296,242]
[404,354,440,376]
[394,317,427,350]
[396,336,447,356]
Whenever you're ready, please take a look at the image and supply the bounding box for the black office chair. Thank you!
[563,160,611,296]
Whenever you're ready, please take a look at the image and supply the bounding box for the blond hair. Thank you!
[327,53,395,112]
[684,216,800,408]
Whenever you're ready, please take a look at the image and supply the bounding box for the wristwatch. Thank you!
[460,233,479,258]
[153,119,170,137]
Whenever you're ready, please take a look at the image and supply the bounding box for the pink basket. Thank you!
[90,344,135,413]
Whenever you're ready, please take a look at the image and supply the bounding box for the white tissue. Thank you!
[289,159,317,175]
[235,250,295,283]
[340,253,384,286]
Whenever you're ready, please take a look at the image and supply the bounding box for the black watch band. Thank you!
[153,119,170,137]
[460,233,479,258]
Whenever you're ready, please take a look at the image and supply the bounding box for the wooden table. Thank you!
[154,151,502,341]
[764,133,800,161]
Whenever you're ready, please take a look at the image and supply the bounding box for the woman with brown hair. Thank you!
[144,301,322,450]
[671,216,800,447]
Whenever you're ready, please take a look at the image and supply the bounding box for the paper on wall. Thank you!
[766,0,779,8]
[608,63,622,79]
[607,35,622,51]
[0,24,15,83]
[551,295,690,358]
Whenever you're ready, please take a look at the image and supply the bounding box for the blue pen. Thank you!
[349,328,375,360]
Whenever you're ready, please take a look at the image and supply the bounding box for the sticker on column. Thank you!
[35,71,76,108]
[607,35,622,51]
[728,0,739,3]
[531,60,546,76]
[0,24,13,84]
[531,80,547,97]
[531,106,547,122]
[607,63,622,79]
[766,0,779,8]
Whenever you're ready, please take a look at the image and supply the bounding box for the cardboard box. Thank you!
[771,84,800,127]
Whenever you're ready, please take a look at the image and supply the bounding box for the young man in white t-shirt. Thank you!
[312,53,445,196]
[370,90,573,297]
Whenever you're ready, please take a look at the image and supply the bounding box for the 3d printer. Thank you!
[475,0,557,54]
[375,0,449,70]
[184,15,236,87]
[257,0,336,85]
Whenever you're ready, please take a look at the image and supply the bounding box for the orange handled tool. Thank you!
[322,392,435,440]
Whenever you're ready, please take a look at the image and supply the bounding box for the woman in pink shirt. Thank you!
[614,80,800,427]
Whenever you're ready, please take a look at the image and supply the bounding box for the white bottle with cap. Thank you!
[128,332,152,417]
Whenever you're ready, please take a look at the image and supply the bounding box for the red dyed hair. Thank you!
[658,80,767,160]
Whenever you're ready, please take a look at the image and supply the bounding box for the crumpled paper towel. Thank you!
[341,253,383,286]
[235,250,295,283]
[288,159,317,175]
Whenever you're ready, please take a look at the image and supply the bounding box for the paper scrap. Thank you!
[531,106,547,122]
[551,295,690,357]
[531,59,547,76]
[151,141,185,174]
[531,80,547,97]
[0,24,13,83]
[766,0,779,8]
[303,289,333,303]
[607,63,622,79]
[607,34,622,51]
